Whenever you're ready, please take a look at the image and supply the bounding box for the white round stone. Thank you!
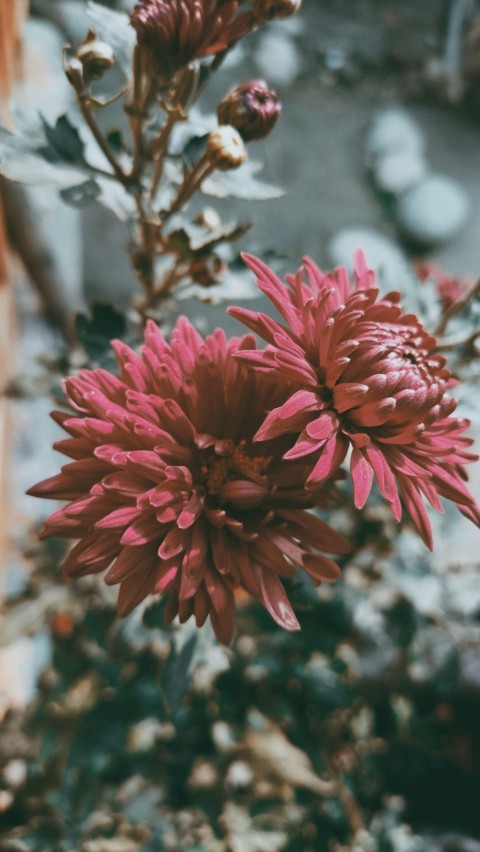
[327,226,412,292]
[374,150,428,196]
[396,174,469,245]
[365,108,426,166]
[254,32,303,87]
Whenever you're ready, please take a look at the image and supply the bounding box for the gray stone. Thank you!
[254,31,303,87]
[373,149,428,196]
[396,174,469,245]
[327,226,412,292]
[365,108,426,166]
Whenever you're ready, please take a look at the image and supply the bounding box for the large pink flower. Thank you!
[130,0,254,81]
[229,252,480,549]
[28,319,349,644]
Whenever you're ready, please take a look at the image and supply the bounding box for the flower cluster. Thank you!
[229,251,480,550]
[30,253,479,642]
[29,319,348,644]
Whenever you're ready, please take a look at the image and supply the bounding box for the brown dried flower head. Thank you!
[76,30,115,82]
[253,0,302,22]
[207,126,246,170]
[217,79,281,141]
[130,0,254,81]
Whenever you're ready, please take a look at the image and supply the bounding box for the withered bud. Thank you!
[217,79,281,142]
[253,0,302,21]
[189,254,227,287]
[195,207,222,231]
[76,30,115,82]
[64,56,85,91]
[206,126,246,171]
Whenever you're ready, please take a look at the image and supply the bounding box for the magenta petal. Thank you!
[284,429,326,460]
[350,448,374,509]
[95,505,141,530]
[398,475,433,550]
[177,492,203,529]
[305,411,337,441]
[303,553,341,583]
[254,389,320,441]
[307,433,348,486]
[363,444,398,503]
[256,566,300,631]
[219,479,269,508]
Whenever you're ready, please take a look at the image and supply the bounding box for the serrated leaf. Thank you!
[87,2,135,80]
[0,127,86,187]
[41,115,85,165]
[202,160,284,200]
[60,179,100,207]
[75,303,127,360]
[161,622,229,712]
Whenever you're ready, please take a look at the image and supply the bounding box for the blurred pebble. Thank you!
[365,108,426,166]
[254,31,303,87]
[226,760,254,789]
[396,175,469,245]
[327,226,412,292]
[188,759,218,790]
[374,149,428,195]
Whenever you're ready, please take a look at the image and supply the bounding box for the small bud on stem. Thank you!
[253,0,302,22]
[206,126,246,171]
[217,79,281,141]
[76,30,115,83]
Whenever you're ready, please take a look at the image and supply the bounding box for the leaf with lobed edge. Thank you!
[202,160,284,200]
[0,127,88,187]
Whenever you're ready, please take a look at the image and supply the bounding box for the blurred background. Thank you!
[1,1,480,849]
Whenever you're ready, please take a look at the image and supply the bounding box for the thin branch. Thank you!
[77,96,127,184]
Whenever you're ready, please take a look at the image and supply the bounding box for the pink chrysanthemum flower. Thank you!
[229,252,480,549]
[130,0,254,81]
[28,319,349,644]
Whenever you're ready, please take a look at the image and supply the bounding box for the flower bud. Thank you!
[189,254,227,287]
[206,126,246,171]
[253,0,302,21]
[64,56,85,91]
[76,31,115,82]
[217,80,281,142]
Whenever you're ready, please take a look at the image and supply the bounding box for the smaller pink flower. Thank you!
[229,252,480,549]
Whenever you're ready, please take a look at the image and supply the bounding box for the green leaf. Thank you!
[41,115,85,165]
[60,179,101,207]
[161,622,229,713]
[0,127,86,187]
[75,303,127,361]
[202,160,284,201]
[87,2,135,81]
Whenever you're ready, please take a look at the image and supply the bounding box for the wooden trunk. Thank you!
[0,0,29,596]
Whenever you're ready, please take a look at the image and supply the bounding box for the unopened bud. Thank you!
[195,207,222,231]
[190,254,227,287]
[64,56,85,91]
[253,0,302,21]
[217,79,281,142]
[206,126,246,171]
[76,31,115,82]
